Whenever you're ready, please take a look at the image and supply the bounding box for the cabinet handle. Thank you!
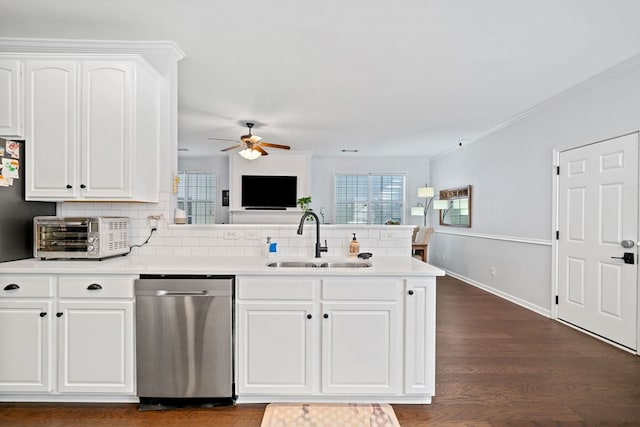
[87,283,102,290]
[66,184,72,189]
[40,312,47,318]
[307,314,312,319]
[80,184,86,189]
[408,290,414,295]
[56,312,63,318]
[323,313,329,319]
[3,283,19,291]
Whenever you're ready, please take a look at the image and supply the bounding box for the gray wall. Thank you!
[429,53,640,315]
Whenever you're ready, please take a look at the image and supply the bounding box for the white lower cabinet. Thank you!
[321,301,400,394]
[238,301,314,394]
[237,276,415,400]
[321,278,402,395]
[404,279,436,395]
[0,299,52,392]
[57,300,134,394]
[0,274,135,400]
[237,277,315,394]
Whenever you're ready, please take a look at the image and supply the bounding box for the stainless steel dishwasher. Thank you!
[135,275,234,406]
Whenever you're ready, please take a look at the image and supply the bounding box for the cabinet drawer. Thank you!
[58,276,135,298]
[0,276,53,298]
[238,278,315,300]
[322,279,401,301]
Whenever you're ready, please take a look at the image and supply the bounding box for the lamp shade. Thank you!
[433,200,449,210]
[417,186,434,198]
[239,148,261,160]
[411,206,424,216]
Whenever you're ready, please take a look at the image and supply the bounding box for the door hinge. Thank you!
[556,166,560,175]
[556,230,559,240]
[555,295,559,305]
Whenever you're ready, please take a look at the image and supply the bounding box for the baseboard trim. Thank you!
[442,269,552,318]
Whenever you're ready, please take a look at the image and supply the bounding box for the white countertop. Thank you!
[0,255,445,277]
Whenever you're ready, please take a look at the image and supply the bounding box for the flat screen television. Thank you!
[241,175,297,209]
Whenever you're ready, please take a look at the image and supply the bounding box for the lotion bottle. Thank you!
[349,233,360,257]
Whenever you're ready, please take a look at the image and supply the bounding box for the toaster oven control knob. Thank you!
[88,245,95,252]
[87,237,96,243]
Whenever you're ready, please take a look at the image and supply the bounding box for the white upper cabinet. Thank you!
[25,60,79,199]
[24,57,160,202]
[0,59,23,137]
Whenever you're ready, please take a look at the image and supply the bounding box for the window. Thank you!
[177,172,217,224]
[334,174,406,224]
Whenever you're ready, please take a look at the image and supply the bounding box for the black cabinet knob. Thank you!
[323,313,329,319]
[87,283,102,290]
[3,283,19,291]
[80,184,86,189]
[40,312,47,318]
[66,184,72,189]
[56,312,63,318]
[307,314,312,319]
[408,290,414,295]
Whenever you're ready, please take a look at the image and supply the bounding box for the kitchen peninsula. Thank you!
[0,255,443,404]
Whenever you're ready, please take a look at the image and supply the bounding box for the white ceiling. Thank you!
[2,0,640,159]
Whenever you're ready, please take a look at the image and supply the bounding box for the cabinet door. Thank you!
[0,59,23,137]
[57,300,134,394]
[404,279,436,395]
[24,60,78,200]
[238,302,314,394]
[0,300,52,392]
[321,302,401,394]
[80,61,133,198]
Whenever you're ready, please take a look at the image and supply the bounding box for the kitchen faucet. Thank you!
[297,211,328,258]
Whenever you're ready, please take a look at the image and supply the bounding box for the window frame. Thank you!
[177,171,217,224]
[332,172,407,225]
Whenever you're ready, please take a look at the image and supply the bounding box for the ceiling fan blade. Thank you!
[254,146,269,156]
[208,137,239,142]
[243,135,262,144]
[260,142,291,150]
[221,144,245,152]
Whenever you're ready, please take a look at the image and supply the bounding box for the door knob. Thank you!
[611,252,635,264]
[621,240,635,248]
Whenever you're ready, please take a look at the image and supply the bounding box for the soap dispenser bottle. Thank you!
[349,233,360,257]
[266,237,277,258]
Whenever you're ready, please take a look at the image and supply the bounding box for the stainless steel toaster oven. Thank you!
[34,216,130,260]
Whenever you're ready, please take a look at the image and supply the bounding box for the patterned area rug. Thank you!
[260,403,401,427]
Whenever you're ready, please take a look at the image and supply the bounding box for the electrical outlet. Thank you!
[147,214,162,229]
[245,230,260,240]
[380,231,394,240]
[490,267,496,277]
[223,230,244,240]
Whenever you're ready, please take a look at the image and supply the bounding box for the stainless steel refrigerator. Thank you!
[0,138,56,263]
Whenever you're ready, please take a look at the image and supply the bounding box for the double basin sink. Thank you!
[266,260,372,268]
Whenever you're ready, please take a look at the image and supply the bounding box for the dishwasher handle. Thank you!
[157,290,210,296]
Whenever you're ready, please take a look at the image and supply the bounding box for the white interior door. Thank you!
[558,132,638,350]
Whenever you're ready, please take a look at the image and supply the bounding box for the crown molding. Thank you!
[432,51,640,161]
[0,37,185,61]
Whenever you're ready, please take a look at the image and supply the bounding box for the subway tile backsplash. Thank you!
[59,192,413,258]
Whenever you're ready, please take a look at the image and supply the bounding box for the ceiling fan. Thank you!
[209,122,290,158]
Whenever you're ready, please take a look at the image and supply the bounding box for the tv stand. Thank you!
[229,209,303,224]
[245,207,286,211]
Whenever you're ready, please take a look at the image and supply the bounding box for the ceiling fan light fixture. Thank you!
[239,148,261,160]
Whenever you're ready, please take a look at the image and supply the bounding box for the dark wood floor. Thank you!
[1,275,639,426]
